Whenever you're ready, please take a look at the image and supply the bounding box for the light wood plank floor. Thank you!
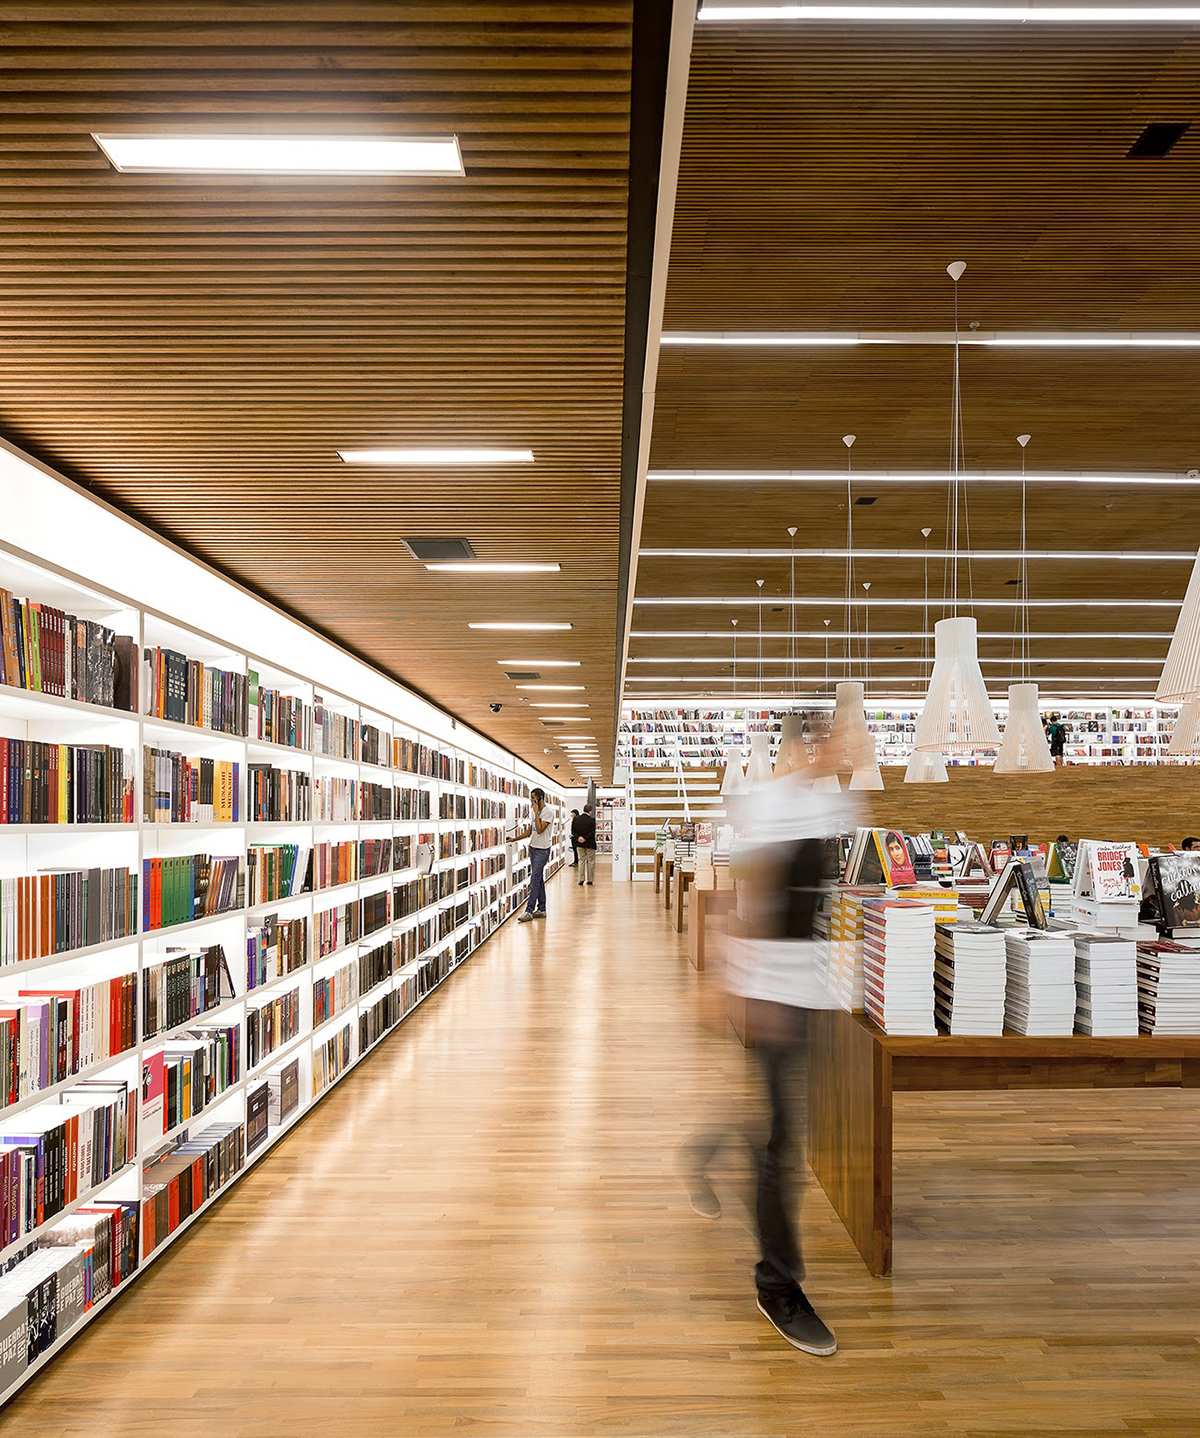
[8,866,1199,1436]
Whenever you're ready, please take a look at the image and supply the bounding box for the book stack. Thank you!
[896,884,959,927]
[827,886,882,1011]
[1136,940,1200,1034]
[933,921,1007,1035]
[861,897,937,1035]
[1074,933,1139,1035]
[1004,930,1077,1035]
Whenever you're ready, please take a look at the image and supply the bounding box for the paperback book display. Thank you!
[934,922,1007,1036]
[1003,930,1077,1035]
[0,530,567,1404]
[1074,934,1139,1036]
[861,897,937,1035]
[1137,941,1200,1034]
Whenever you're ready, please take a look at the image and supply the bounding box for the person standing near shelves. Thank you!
[1045,713,1066,767]
[573,803,597,886]
[569,808,580,867]
[517,787,554,922]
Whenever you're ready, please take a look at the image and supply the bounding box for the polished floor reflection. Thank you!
[9,866,1199,1437]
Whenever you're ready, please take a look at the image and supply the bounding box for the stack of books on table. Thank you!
[1074,933,1139,1035]
[828,886,882,1011]
[934,921,1007,1035]
[896,884,959,929]
[1004,929,1077,1035]
[1136,940,1200,1034]
[861,897,936,1034]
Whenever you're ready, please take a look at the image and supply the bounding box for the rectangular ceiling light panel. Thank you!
[340,449,532,465]
[94,132,464,175]
[468,622,572,631]
[699,7,1200,24]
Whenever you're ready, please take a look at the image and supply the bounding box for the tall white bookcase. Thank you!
[0,469,565,1402]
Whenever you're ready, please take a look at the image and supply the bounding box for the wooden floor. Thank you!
[9,869,1199,1436]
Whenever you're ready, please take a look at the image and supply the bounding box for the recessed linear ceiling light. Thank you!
[660,329,1200,346]
[639,546,1196,561]
[532,703,589,709]
[648,469,1200,487]
[496,659,581,667]
[634,596,1181,608]
[515,684,586,692]
[93,132,464,175]
[340,448,532,465]
[630,629,1174,640]
[626,655,1164,665]
[699,5,1200,21]
[427,562,560,573]
[625,673,1161,685]
[468,622,572,631]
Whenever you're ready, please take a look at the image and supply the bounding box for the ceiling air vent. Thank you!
[854,495,878,506]
[505,671,540,681]
[1127,122,1190,158]
[401,536,477,561]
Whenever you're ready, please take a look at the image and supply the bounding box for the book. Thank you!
[1136,940,1200,1034]
[861,897,937,1035]
[1004,930,1076,1035]
[934,921,1007,1035]
[1145,853,1200,931]
[1074,934,1139,1036]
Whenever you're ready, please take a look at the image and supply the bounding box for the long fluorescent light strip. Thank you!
[341,448,533,465]
[93,132,464,175]
[661,329,1200,345]
[699,6,1200,23]
[631,630,1174,640]
[640,547,1196,561]
[648,469,1200,487]
[469,622,572,631]
[635,596,1180,608]
[496,659,580,667]
[515,685,586,691]
[428,562,560,574]
[626,655,1163,665]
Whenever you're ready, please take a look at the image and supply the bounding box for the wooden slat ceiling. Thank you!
[633,16,1200,705]
[0,2,630,782]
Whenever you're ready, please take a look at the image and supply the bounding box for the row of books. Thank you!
[396,787,431,820]
[0,867,138,968]
[313,1021,352,1097]
[313,699,362,761]
[142,648,248,736]
[142,945,233,1040]
[248,763,310,823]
[0,976,138,1106]
[357,938,394,998]
[142,1027,241,1138]
[314,899,358,959]
[312,776,391,823]
[248,674,311,750]
[0,591,137,712]
[142,1120,245,1255]
[246,988,301,1071]
[0,1080,133,1235]
[0,1199,139,1390]
[313,960,356,1028]
[0,738,135,825]
[246,915,307,992]
[142,748,240,825]
[142,855,243,931]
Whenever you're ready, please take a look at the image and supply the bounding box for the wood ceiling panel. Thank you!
[0,1,630,782]
[633,17,1200,708]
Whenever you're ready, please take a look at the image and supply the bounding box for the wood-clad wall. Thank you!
[868,766,1200,847]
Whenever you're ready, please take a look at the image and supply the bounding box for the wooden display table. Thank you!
[653,851,663,894]
[662,858,677,911]
[687,884,736,970]
[807,1008,1200,1278]
[671,865,695,932]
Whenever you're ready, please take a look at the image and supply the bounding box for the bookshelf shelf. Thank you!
[0,1160,139,1272]
[0,519,566,1406]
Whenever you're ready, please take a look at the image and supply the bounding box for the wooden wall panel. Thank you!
[866,765,1200,848]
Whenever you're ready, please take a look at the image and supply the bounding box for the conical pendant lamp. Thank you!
[913,262,1000,755]
[829,681,876,774]
[994,682,1055,773]
[994,436,1053,773]
[745,730,774,786]
[719,743,746,796]
[906,525,948,782]
[1157,546,1200,702]
[776,713,809,775]
[1167,697,1200,756]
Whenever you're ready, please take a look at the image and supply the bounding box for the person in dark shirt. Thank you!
[569,808,580,866]
[572,805,597,886]
[1045,714,1066,766]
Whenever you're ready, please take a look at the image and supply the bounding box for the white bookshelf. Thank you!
[0,531,566,1404]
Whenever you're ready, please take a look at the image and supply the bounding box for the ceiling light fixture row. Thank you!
[648,470,1200,488]
[698,6,1200,25]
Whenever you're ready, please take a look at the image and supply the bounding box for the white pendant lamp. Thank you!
[1168,697,1200,756]
[1157,546,1200,702]
[906,525,948,782]
[994,435,1053,774]
[829,680,876,773]
[776,713,809,775]
[913,262,1000,756]
[720,743,747,795]
[745,730,774,786]
[994,682,1055,773]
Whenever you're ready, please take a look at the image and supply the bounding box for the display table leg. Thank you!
[807,1007,893,1277]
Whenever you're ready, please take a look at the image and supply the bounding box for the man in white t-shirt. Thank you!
[517,787,553,922]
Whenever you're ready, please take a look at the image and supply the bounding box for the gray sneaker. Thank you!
[518,911,535,923]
